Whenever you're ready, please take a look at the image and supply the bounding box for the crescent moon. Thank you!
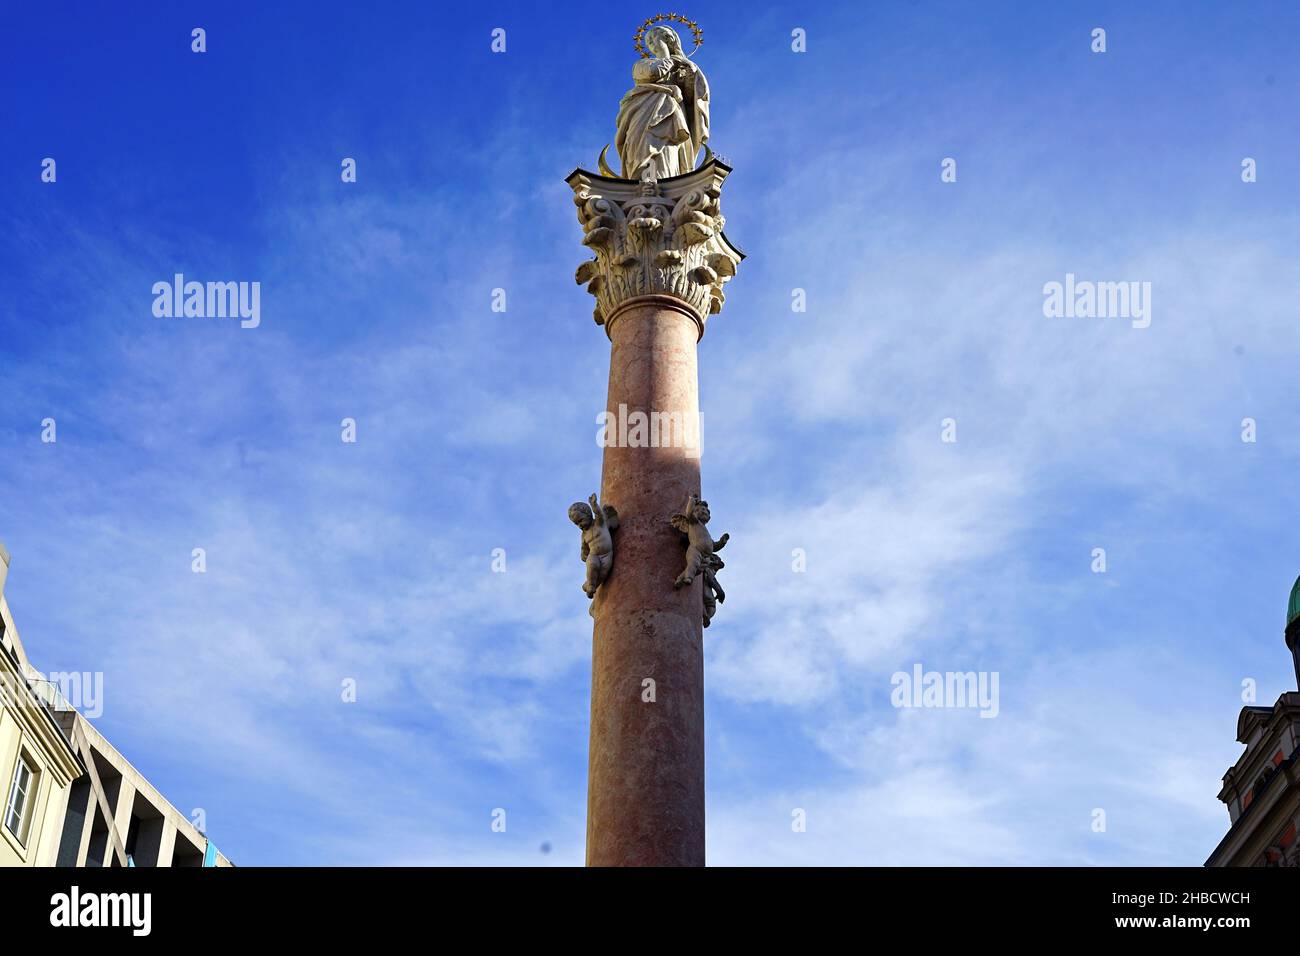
[598,144,618,178]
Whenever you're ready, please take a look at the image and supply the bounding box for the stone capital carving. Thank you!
[566,160,744,339]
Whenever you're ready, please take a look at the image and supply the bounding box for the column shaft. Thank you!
[587,295,706,867]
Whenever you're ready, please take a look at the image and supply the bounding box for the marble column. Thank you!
[567,162,743,866]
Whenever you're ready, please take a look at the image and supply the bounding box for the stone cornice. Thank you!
[0,649,82,786]
[1219,694,1300,802]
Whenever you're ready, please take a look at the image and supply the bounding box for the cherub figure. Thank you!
[701,552,726,628]
[669,492,729,590]
[569,493,620,599]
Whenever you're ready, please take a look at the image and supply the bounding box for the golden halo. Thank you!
[634,13,703,58]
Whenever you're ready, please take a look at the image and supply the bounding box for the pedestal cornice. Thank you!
[567,159,744,341]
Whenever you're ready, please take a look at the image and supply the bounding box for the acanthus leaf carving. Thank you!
[567,160,743,338]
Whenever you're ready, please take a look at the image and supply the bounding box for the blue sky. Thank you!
[2,0,1299,865]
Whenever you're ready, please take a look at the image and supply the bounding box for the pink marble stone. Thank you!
[587,294,706,867]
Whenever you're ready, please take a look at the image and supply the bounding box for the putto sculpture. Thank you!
[569,493,620,600]
[670,492,728,594]
[611,15,710,180]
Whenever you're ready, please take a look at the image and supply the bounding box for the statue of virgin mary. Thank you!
[614,25,710,180]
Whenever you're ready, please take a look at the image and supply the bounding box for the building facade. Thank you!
[1205,577,1300,867]
[50,708,230,867]
[0,543,84,866]
[0,540,232,867]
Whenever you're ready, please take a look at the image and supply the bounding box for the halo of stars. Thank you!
[634,13,703,59]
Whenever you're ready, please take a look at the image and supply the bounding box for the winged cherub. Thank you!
[569,493,620,599]
[670,492,729,590]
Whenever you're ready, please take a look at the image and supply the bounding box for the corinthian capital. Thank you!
[566,160,744,339]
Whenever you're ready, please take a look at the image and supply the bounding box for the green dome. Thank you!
[1290,576,1300,627]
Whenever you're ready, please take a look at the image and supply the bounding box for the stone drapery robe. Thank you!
[615,55,710,180]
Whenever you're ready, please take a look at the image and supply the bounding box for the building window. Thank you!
[4,752,37,847]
